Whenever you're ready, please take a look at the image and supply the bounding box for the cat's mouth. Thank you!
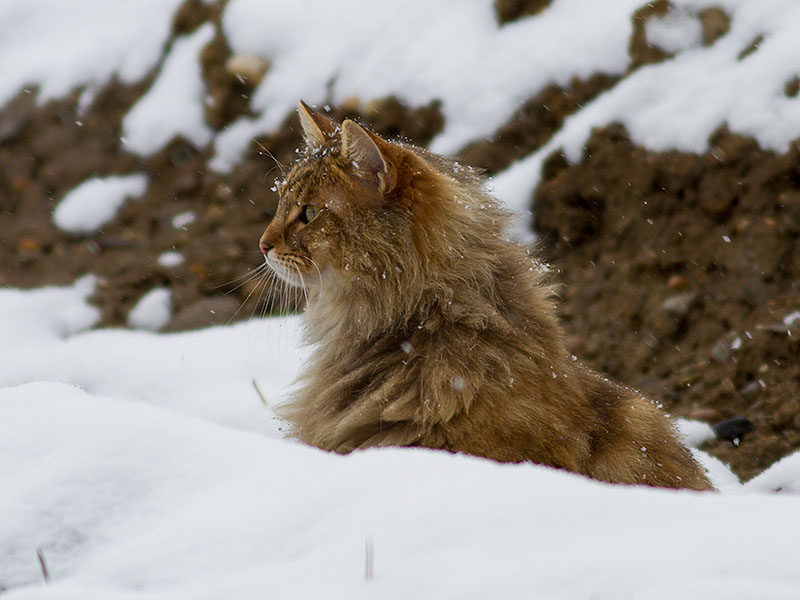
[265,252,308,288]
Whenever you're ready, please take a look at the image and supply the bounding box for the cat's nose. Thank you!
[259,240,273,256]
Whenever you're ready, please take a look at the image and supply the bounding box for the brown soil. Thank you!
[534,124,800,481]
[1,1,798,479]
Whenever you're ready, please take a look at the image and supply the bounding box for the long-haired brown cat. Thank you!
[259,101,712,491]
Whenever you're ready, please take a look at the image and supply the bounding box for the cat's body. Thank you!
[259,102,712,491]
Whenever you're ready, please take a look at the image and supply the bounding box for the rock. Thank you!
[662,292,696,316]
[17,237,42,254]
[666,274,689,290]
[164,297,241,332]
[712,416,754,444]
[224,54,270,87]
[688,407,723,423]
[739,381,761,399]
[710,339,731,363]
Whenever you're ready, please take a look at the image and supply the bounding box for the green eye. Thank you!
[302,205,319,223]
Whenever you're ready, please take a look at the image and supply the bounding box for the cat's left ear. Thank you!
[341,120,396,194]
[298,100,339,147]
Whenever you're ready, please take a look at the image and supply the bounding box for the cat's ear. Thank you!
[297,100,338,146]
[341,119,396,194]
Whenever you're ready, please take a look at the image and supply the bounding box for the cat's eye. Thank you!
[300,205,319,224]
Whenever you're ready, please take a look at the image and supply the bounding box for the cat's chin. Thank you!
[265,259,307,289]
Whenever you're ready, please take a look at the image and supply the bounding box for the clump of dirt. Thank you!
[534,124,800,480]
[700,7,730,46]
[629,0,672,69]
[494,0,552,25]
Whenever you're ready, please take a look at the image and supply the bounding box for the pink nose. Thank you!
[259,241,272,256]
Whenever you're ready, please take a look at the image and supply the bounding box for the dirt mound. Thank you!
[534,124,800,480]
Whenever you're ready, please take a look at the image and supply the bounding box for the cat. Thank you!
[258,101,713,491]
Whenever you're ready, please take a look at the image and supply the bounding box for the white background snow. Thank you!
[4,0,800,598]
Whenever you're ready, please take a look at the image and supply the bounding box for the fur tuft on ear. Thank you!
[341,120,395,193]
[297,100,338,147]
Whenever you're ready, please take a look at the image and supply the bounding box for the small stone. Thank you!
[662,292,696,316]
[720,378,737,395]
[214,183,234,201]
[710,340,731,363]
[666,274,689,291]
[712,416,754,444]
[224,54,270,87]
[17,237,42,254]
[688,407,723,423]
[189,262,207,282]
[739,381,761,399]
[204,205,226,225]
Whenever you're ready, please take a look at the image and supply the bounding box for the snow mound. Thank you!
[2,380,800,599]
[0,276,99,344]
[53,174,148,235]
[1,280,800,598]
[127,288,172,331]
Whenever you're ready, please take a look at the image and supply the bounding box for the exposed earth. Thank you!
[1,0,798,481]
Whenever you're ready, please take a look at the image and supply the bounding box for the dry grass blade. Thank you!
[252,379,268,407]
[36,547,50,584]
[365,535,374,581]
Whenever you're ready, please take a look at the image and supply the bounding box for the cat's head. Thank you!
[259,101,419,291]
[259,101,506,324]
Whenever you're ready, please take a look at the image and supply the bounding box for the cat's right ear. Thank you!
[297,100,338,147]
[341,119,396,195]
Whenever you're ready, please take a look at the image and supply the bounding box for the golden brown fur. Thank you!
[259,101,713,491]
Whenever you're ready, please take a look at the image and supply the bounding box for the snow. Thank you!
[52,175,148,235]
[121,24,215,155]
[171,210,196,230]
[211,0,645,170]
[157,251,185,267]
[6,0,800,597]
[646,7,704,54]
[126,288,172,332]
[783,311,800,327]
[2,279,800,599]
[0,0,184,108]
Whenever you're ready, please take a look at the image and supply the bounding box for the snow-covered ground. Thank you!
[2,280,800,599]
[5,0,800,597]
